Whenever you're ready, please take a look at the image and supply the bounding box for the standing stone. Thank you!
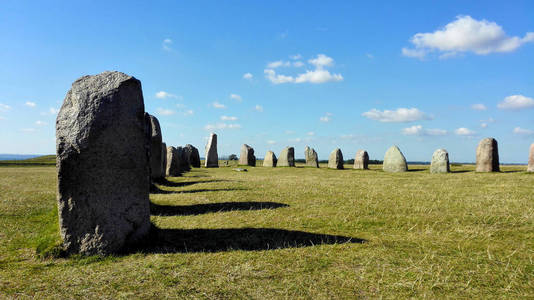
[166,146,181,176]
[328,148,344,169]
[205,133,219,168]
[263,151,277,167]
[383,145,408,173]
[476,138,500,172]
[278,147,295,167]
[239,144,256,166]
[177,146,190,172]
[147,114,163,179]
[430,149,450,174]
[528,144,534,172]
[184,144,200,168]
[161,142,167,178]
[353,150,369,170]
[304,146,319,168]
[56,71,150,255]
[143,113,152,185]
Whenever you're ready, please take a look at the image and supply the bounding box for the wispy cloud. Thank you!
[0,103,11,112]
[402,125,447,136]
[471,103,487,111]
[254,105,263,112]
[204,123,241,131]
[162,38,173,51]
[513,127,534,136]
[320,112,333,122]
[497,95,534,110]
[35,120,47,126]
[264,54,343,84]
[267,60,291,68]
[156,108,176,116]
[155,91,179,99]
[290,54,302,60]
[211,101,226,109]
[230,94,242,102]
[25,101,36,108]
[362,108,432,123]
[221,115,238,121]
[267,140,276,145]
[455,127,477,136]
[243,73,253,80]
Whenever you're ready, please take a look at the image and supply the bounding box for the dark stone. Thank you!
[184,144,200,168]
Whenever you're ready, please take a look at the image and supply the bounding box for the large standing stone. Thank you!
[143,113,152,185]
[353,150,369,170]
[304,146,319,168]
[205,133,219,168]
[56,71,150,255]
[239,144,256,166]
[430,149,450,174]
[147,114,163,179]
[383,145,408,172]
[184,144,200,168]
[328,148,344,169]
[528,143,534,172]
[278,147,295,167]
[166,146,181,176]
[263,151,277,167]
[161,142,167,178]
[476,138,500,172]
[177,146,190,172]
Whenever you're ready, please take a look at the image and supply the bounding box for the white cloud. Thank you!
[183,109,194,116]
[254,105,263,112]
[211,101,226,109]
[402,15,534,59]
[267,140,276,145]
[293,61,305,67]
[264,69,295,84]
[366,53,374,59]
[362,108,432,123]
[290,54,302,60]
[155,91,179,99]
[267,60,290,68]
[471,103,487,111]
[455,127,476,136]
[243,73,253,80]
[309,54,334,68]
[513,127,534,135]
[35,120,47,126]
[162,38,173,51]
[294,69,343,84]
[497,95,534,110]
[156,108,175,116]
[0,103,11,112]
[221,115,238,121]
[480,123,488,128]
[402,125,447,136]
[320,112,333,123]
[264,54,343,84]
[25,101,36,108]
[204,123,241,131]
[230,94,242,102]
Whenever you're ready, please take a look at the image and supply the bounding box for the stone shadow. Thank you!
[126,226,366,254]
[154,178,230,187]
[151,201,289,216]
[150,186,247,194]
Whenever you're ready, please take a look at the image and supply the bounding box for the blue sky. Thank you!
[1,1,533,163]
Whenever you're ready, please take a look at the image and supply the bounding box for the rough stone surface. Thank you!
[278,147,295,167]
[383,145,408,173]
[304,146,319,168]
[328,148,344,169]
[143,113,152,185]
[177,146,190,172]
[184,144,200,168]
[430,149,450,174]
[263,151,277,167]
[166,146,181,176]
[147,114,163,179]
[476,138,500,172]
[528,143,534,172]
[56,71,150,255]
[353,150,369,170]
[161,142,167,178]
[205,133,219,168]
[239,144,256,166]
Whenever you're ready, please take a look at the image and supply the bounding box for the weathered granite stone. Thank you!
[263,151,277,167]
[143,113,152,185]
[430,149,450,174]
[56,71,150,255]
[304,146,319,168]
[147,114,163,179]
[328,148,344,169]
[353,150,369,170]
[166,146,181,176]
[184,144,200,168]
[205,133,219,168]
[239,144,256,166]
[383,145,408,172]
[528,143,534,172]
[175,146,190,173]
[278,147,295,167]
[161,142,167,178]
[476,138,500,172]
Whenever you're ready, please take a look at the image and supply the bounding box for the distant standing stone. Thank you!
[56,71,150,255]
[177,146,190,172]
[430,149,450,173]
[263,151,277,167]
[528,143,534,172]
[239,144,256,166]
[161,142,167,177]
[278,147,295,167]
[147,114,163,179]
[184,144,200,168]
[476,138,500,172]
[328,148,344,169]
[353,150,369,170]
[383,145,408,172]
[166,146,181,176]
[205,133,219,168]
[304,146,319,168]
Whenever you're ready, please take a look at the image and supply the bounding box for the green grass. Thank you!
[1,162,533,298]
[0,155,56,166]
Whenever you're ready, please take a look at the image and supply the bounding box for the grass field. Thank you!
[1,160,533,298]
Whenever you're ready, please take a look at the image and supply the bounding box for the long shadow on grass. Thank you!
[154,178,230,188]
[151,186,246,194]
[128,226,365,253]
[151,201,289,216]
